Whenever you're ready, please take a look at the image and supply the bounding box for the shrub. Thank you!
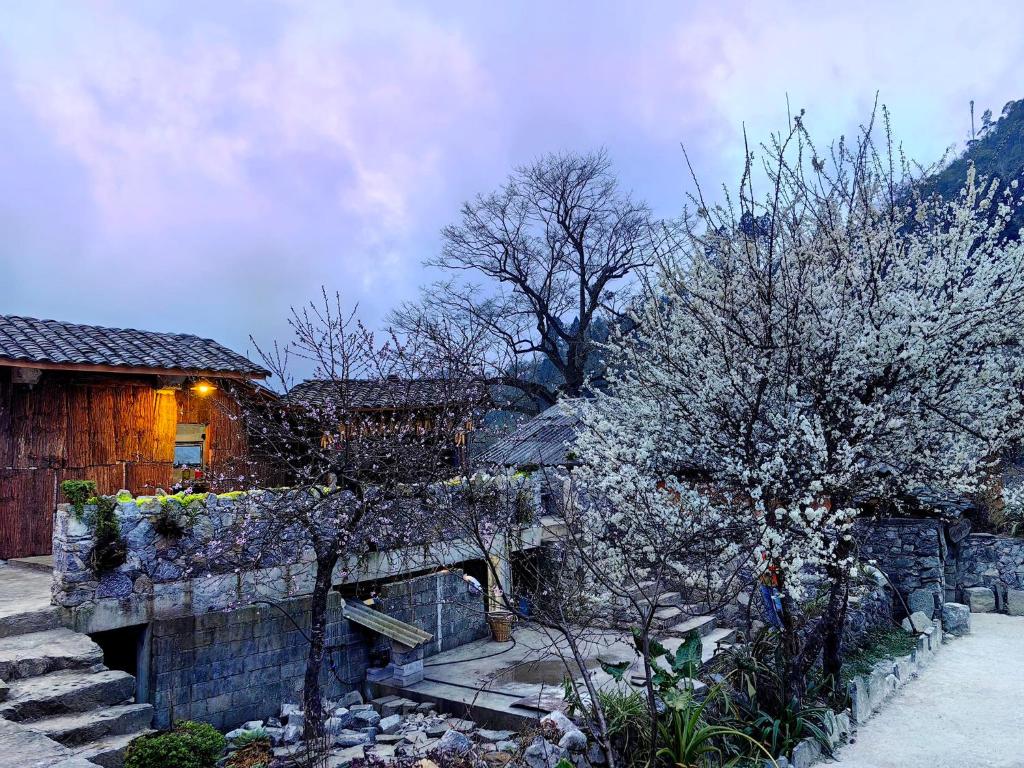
[125,720,225,768]
[60,479,96,518]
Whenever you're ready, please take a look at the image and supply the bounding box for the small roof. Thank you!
[341,599,432,648]
[477,403,582,468]
[288,377,489,412]
[0,314,268,379]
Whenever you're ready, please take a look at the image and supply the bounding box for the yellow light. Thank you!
[191,380,216,396]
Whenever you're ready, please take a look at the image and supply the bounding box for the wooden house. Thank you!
[0,314,268,559]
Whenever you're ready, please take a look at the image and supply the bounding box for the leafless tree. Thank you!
[393,150,665,411]
[214,291,487,762]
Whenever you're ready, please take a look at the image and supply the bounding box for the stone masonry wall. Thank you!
[855,518,945,617]
[52,478,540,633]
[148,570,488,731]
[150,591,361,731]
[955,533,1024,605]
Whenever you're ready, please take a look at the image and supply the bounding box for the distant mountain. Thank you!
[921,99,1024,236]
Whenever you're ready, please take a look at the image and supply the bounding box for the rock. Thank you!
[1008,589,1024,617]
[242,720,264,730]
[907,590,937,618]
[369,744,398,758]
[484,753,514,766]
[425,725,447,738]
[379,714,402,734]
[282,724,301,744]
[325,717,350,736]
[558,729,587,753]
[264,726,284,745]
[328,745,366,767]
[435,729,473,755]
[790,737,821,768]
[447,718,476,733]
[540,711,575,736]
[901,611,933,634]
[965,586,996,613]
[586,742,606,765]
[478,729,516,742]
[335,730,372,748]
[495,740,519,753]
[288,712,305,732]
[523,737,564,768]
[331,707,354,727]
[340,690,364,707]
[353,708,381,727]
[942,602,971,635]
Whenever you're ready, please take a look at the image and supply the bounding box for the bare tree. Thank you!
[214,291,486,762]
[393,150,664,411]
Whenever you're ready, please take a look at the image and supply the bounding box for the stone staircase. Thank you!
[612,583,738,691]
[0,614,152,767]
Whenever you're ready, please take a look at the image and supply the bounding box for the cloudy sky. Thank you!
[2,1,1023,360]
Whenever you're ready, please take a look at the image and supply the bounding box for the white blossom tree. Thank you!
[575,107,1024,698]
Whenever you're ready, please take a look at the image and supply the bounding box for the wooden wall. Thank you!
[0,369,250,559]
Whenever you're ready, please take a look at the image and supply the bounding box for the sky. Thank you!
[2,1,1023,363]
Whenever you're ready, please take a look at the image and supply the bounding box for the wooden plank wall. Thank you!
[0,370,251,558]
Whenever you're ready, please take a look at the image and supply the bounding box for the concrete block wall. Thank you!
[148,592,364,730]
[379,570,489,658]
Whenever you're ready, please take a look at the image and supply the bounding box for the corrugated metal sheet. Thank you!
[476,403,581,468]
[341,600,433,648]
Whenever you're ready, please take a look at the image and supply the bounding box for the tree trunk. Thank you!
[303,554,339,747]
[821,540,853,691]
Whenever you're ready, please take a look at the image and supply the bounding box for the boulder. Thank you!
[942,603,971,635]
[352,708,381,727]
[907,590,937,618]
[1007,589,1024,617]
[328,745,366,767]
[435,729,473,755]
[478,729,516,742]
[965,586,996,613]
[523,737,564,768]
[901,611,933,634]
[339,690,364,707]
[378,714,402,735]
[540,710,575,736]
[335,730,371,748]
[558,729,588,753]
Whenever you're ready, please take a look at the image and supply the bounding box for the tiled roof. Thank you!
[476,403,582,468]
[287,377,490,411]
[0,314,268,377]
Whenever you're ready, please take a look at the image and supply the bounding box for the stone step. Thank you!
[74,730,152,768]
[0,605,62,639]
[31,703,154,747]
[0,628,105,681]
[0,669,135,722]
[658,614,717,638]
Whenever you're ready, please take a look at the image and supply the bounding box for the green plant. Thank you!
[596,688,652,766]
[60,479,97,519]
[175,720,226,762]
[841,625,918,682]
[744,697,832,760]
[602,628,704,708]
[656,686,776,768]
[87,495,127,574]
[153,505,186,539]
[231,728,270,748]
[125,720,225,768]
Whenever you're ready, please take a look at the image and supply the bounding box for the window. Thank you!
[174,442,203,467]
[173,424,206,484]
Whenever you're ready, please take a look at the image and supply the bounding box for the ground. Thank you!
[831,613,1024,768]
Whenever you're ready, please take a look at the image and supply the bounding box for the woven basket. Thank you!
[487,610,515,642]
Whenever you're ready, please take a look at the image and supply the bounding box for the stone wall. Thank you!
[149,592,361,730]
[148,570,488,731]
[955,533,1024,604]
[856,517,1024,616]
[854,518,945,618]
[378,571,489,657]
[52,480,541,633]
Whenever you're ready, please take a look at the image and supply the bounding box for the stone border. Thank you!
[771,604,968,768]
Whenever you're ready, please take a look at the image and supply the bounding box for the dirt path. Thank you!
[830,613,1024,768]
